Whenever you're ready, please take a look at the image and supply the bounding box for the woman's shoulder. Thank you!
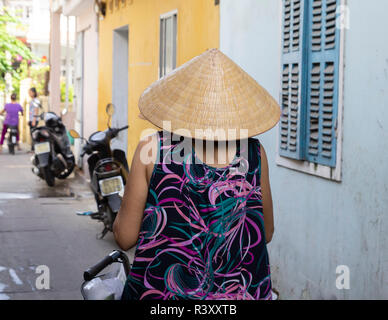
[134,131,161,184]
[135,130,185,165]
[135,131,160,165]
[31,98,41,106]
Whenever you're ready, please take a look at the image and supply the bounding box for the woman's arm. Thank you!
[260,144,275,244]
[113,134,157,250]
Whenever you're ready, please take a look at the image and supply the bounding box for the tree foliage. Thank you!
[0,8,34,85]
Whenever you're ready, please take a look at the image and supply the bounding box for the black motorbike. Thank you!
[6,125,18,155]
[31,111,75,187]
[70,104,129,239]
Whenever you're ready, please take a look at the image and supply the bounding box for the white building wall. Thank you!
[75,3,98,140]
[61,0,98,172]
[220,0,388,299]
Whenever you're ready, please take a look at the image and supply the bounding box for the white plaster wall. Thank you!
[76,2,98,140]
[220,0,388,299]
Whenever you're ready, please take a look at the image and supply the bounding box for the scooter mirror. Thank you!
[69,129,80,139]
[106,103,115,117]
[40,113,45,120]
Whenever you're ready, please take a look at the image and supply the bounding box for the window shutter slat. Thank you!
[305,0,340,167]
[279,0,307,160]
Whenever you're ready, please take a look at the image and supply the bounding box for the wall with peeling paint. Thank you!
[220,0,388,299]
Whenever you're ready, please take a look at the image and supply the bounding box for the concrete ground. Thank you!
[0,144,133,300]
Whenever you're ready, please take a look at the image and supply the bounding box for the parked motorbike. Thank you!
[81,250,131,300]
[70,103,129,239]
[6,125,18,155]
[31,109,75,187]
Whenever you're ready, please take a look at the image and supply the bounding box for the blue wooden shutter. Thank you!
[279,0,308,160]
[305,0,340,167]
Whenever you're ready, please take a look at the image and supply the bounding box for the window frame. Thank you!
[159,10,178,79]
[276,0,346,182]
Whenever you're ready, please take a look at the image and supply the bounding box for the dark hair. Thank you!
[11,93,17,101]
[29,87,38,98]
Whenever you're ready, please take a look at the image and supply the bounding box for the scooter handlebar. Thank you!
[109,125,129,138]
[83,250,130,281]
[118,125,129,132]
[81,144,92,157]
[83,254,114,281]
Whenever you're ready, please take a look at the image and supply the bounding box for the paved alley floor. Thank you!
[0,145,132,300]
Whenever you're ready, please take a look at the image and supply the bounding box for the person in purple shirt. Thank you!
[0,93,24,152]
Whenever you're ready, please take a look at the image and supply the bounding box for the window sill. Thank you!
[276,155,342,182]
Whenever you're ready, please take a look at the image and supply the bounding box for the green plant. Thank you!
[60,80,74,103]
[10,59,29,99]
[0,8,35,88]
[30,65,50,96]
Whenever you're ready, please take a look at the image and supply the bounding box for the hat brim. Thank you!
[138,48,281,141]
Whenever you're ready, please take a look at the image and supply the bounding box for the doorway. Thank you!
[111,25,129,154]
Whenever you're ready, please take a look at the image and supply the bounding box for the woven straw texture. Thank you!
[139,48,281,140]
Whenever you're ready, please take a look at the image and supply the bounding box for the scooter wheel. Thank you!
[43,167,55,187]
[8,144,15,155]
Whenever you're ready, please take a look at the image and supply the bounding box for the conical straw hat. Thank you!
[139,48,281,140]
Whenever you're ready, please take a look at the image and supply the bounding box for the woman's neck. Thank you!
[192,139,237,167]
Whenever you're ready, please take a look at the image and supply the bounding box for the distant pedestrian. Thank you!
[0,93,23,153]
[28,87,42,151]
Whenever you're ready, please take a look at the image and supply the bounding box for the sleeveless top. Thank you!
[122,130,272,300]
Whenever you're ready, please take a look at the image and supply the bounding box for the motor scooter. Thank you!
[70,104,129,239]
[31,109,75,186]
[6,125,18,155]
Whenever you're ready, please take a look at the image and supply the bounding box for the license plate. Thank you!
[11,136,16,144]
[99,176,124,196]
[35,142,50,155]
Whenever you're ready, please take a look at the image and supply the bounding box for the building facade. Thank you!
[49,0,76,116]
[60,0,99,169]
[220,0,388,299]
[97,0,220,161]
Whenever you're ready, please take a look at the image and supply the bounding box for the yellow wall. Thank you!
[98,0,220,164]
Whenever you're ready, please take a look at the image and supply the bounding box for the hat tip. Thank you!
[206,48,219,54]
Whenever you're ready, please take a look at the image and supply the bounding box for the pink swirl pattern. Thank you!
[122,131,272,300]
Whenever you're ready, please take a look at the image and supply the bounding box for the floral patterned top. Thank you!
[122,130,272,300]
